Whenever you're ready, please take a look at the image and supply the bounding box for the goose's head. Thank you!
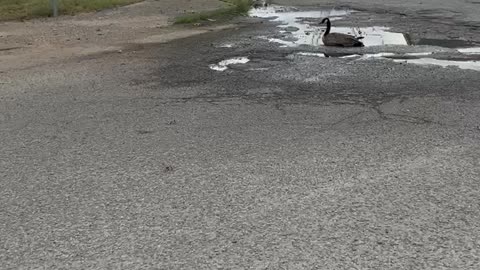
[321,18,330,24]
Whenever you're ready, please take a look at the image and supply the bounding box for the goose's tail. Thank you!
[353,40,365,47]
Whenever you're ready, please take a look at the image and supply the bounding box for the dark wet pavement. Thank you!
[2,1,480,269]
[243,4,480,71]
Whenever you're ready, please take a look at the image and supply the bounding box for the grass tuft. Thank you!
[0,0,143,21]
[174,0,253,24]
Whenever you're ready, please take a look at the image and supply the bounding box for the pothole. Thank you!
[249,5,409,47]
[356,51,480,71]
[292,50,480,71]
[220,5,480,72]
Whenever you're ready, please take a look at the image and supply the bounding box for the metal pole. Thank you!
[50,0,58,17]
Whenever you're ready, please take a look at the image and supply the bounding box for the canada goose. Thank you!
[321,18,364,47]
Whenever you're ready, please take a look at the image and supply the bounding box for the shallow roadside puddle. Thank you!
[393,58,480,71]
[457,47,480,54]
[358,54,480,71]
[359,50,480,71]
[249,5,409,47]
[209,57,250,71]
[209,6,480,72]
[292,50,480,71]
[417,38,478,48]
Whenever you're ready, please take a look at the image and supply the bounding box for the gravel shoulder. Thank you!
[0,0,230,71]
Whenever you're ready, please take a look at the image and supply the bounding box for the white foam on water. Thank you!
[209,57,250,71]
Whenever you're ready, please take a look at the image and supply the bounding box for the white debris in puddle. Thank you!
[209,57,250,71]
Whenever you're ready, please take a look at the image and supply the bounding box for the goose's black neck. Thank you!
[324,18,331,35]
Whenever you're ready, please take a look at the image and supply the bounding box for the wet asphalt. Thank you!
[1,1,480,269]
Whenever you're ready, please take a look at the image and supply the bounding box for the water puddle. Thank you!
[355,53,480,71]
[458,47,480,54]
[416,38,478,48]
[247,5,480,72]
[209,57,250,71]
[249,5,408,47]
[296,52,326,57]
[359,52,480,71]
[293,50,480,71]
[393,58,480,71]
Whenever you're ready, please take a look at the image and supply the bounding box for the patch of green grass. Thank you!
[0,0,143,21]
[174,0,253,24]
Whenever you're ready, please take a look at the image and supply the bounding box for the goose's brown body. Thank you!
[321,18,364,47]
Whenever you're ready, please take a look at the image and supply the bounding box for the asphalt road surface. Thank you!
[1,0,480,269]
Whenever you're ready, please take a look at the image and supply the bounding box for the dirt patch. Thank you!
[0,0,230,71]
